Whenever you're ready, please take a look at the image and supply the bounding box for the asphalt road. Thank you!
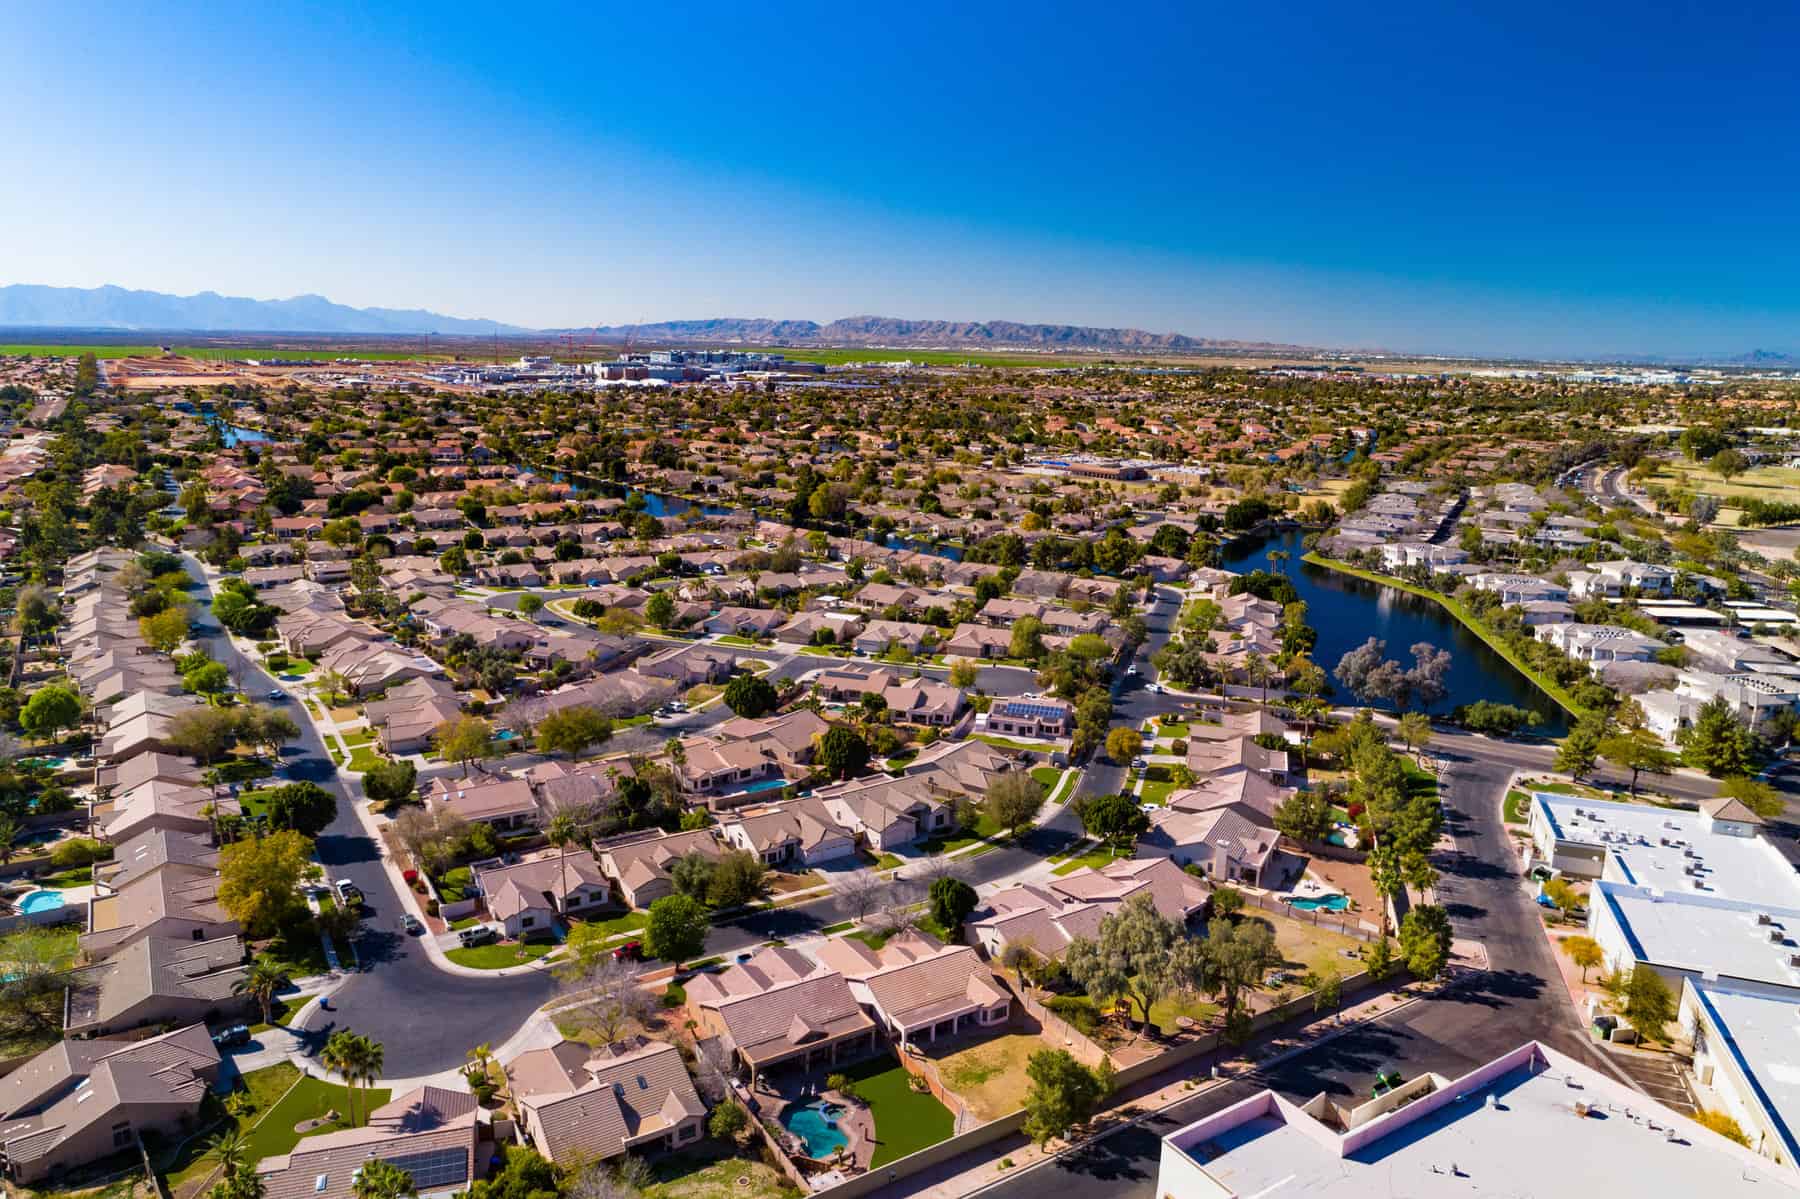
[181,559,556,1077]
[967,735,1625,1199]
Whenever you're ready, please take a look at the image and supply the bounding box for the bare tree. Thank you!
[567,1161,641,1199]
[691,1035,735,1104]
[566,955,657,1044]
[833,869,889,923]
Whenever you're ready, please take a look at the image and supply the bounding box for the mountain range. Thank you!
[554,315,1315,354]
[0,284,525,336]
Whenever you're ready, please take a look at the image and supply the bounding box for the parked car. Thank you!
[334,879,363,905]
[212,1024,252,1048]
[457,924,499,948]
[401,913,424,935]
[266,688,286,702]
[612,940,643,962]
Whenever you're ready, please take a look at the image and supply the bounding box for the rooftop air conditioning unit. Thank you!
[1772,929,1786,944]
[1787,953,1800,970]
[1760,913,1775,925]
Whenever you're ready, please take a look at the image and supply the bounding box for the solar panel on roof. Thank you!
[384,1148,468,1190]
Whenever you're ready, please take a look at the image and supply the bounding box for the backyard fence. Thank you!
[1241,886,1380,942]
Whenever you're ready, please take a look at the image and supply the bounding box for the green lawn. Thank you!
[242,1070,390,1163]
[971,734,1046,752]
[839,1056,954,1167]
[341,728,375,748]
[1154,722,1190,739]
[1139,779,1176,806]
[643,1143,795,1199]
[714,635,760,647]
[574,909,648,937]
[1146,990,1221,1036]
[1030,766,1062,789]
[918,831,982,855]
[1052,846,1125,875]
[434,867,473,904]
[1504,789,1531,824]
[447,941,555,969]
[874,853,904,870]
[345,746,388,773]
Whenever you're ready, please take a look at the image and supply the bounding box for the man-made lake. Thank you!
[1221,528,1570,733]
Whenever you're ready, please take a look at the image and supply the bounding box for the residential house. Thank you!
[505,1038,705,1166]
[61,935,250,1037]
[475,852,616,937]
[718,799,857,868]
[256,1087,482,1199]
[426,776,541,832]
[813,934,1010,1048]
[596,829,725,909]
[686,947,878,1080]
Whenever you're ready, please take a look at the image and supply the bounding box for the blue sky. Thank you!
[3,1,1796,358]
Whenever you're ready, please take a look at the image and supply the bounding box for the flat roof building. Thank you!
[1156,1041,1800,1198]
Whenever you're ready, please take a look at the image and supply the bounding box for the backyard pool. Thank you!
[1288,894,1349,913]
[782,1102,848,1158]
[17,890,66,916]
[733,777,789,797]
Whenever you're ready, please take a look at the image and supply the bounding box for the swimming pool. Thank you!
[782,1102,848,1158]
[733,777,789,797]
[18,890,66,916]
[1288,894,1349,913]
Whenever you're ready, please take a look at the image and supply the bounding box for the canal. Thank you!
[1221,528,1570,733]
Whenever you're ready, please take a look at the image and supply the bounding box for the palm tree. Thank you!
[210,1126,249,1181]
[465,1042,493,1088]
[322,1031,359,1123]
[352,1035,385,1124]
[352,1160,416,1199]
[235,960,289,1026]
[544,812,580,926]
[1246,651,1272,705]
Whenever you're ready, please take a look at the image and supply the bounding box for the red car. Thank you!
[612,940,643,962]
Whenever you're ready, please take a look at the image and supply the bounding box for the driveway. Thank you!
[181,559,556,1077]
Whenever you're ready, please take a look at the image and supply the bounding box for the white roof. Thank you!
[1690,983,1800,1165]
[1536,794,1800,909]
[1159,1041,1800,1199]
[1596,881,1800,988]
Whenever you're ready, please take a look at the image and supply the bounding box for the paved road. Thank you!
[181,559,556,1077]
[969,734,1630,1199]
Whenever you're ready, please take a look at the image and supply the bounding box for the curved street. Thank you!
[182,558,557,1077]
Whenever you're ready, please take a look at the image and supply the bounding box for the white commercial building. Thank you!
[1155,1041,1800,1197]
[1681,980,1800,1171]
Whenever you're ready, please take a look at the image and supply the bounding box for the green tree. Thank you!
[1710,448,1749,481]
[1272,790,1332,843]
[1599,729,1677,798]
[182,659,232,698]
[1064,893,1179,1033]
[1075,791,1147,851]
[534,705,613,758]
[1622,965,1676,1039]
[929,876,978,931]
[1105,726,1143,763]
[234,959,290,1027]
[18,684,81,740]
[218,830,314,938]
[948,658,979,689]
[817,725,870,780]
[1679,696,1757,777]
[167,705,245,764]
[516,594,544,620]
[1008,616,1045,661]
[1716,774,1785,819]
[1554,722,1601,781]
[1562,935,1604,982]
[139,605,191,653]
[352,1160,416,1199]
[361,759,419,808]
[722,674,778,718]
[1021,1049,1113,1146]
[644,590,676,629]
[707,850,769,909]
[1398,903,1453,980]
[264,781,338,837]
[435,715,495,776]
[1395,711,1432,763]
[985,771,1045,841]
[644,894,709,967]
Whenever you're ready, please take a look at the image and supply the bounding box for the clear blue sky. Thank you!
[4,1,1796,358]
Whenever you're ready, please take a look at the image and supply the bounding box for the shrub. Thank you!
[1170,738,1187,755]
[661,983,687,1009]
[1044,994,1100,1036]
[50,837,109,869]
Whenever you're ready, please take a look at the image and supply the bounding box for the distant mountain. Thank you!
[0,284,524,335]
[558,314,1317,354]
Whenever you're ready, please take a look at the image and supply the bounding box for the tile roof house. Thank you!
[62,934,250,1037]
[969,859,1209,961]
[1140,805,1282,887]
[505,1038,705,1165]
[813,935,1011,1048]
[0,1025,220,1184]
[80,862,237,961]
[474,852,615,937]
[719,798,858,868]
[596,829,725,909]
[426,776,541,832]
[256,1086,481,1199]
[686,947,878,1079]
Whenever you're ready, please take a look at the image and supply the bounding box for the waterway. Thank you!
[1220,528,1570,733]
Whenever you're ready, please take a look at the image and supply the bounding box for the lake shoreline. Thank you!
[1300,551,1588,721]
